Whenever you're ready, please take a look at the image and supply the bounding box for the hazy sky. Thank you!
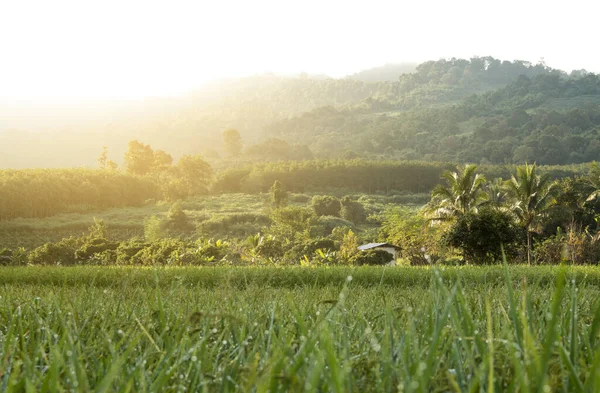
[1,0,598,100]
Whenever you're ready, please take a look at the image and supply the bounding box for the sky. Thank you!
[0,0,598,100]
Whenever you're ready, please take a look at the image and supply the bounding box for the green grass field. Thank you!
[1,265,600,392]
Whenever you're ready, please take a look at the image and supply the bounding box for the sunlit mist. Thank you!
[1,0,598,100]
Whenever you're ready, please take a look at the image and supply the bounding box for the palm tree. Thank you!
[427,164,487,220]
[505,163,557,264]
[483,177,509,210]
[584,161,600,202]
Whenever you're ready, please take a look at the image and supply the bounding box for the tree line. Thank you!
[0,148,589,221]
[383,162,600,265]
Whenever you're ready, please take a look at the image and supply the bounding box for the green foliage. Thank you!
[338,229,360,261]
[74,238,119,264]
[212,169,251,193]
[162,202,195,233]
[350,249,394,265]
[0,247,27,266]
[252,235,285,260]
[171,154,213,197]
[311,195,341,217]
[27,237,81,266]
[380,207,443,265]
[144,215,167,242]
[124,140,156,175]
[535,226,600,265]
[197,213,270,238]
[506,163,559,264]
[222,128,243,158]
[268,206,318,241]
[286,238,337,263]
[0,168,159,220]
[317,215,355,236]
[129,238,189,265]
[444,208,524,264]
[340,196,367,223]
[427,164,488,219]
[270,180,288,208]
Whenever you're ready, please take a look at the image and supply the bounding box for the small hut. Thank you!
[357,243,401,265]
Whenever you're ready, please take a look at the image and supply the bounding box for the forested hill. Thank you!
[265,71,600,165]
[0,56,597,168]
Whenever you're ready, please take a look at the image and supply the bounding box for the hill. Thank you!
[346,63,418,82]
[1,56,596,168]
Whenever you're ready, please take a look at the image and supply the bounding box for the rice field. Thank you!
[1,265,600,392]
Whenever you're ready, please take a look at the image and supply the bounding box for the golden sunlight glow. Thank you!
[0,0,598,100]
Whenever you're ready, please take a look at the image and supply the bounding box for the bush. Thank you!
[340,197,367,224]
[534,227,600,265]
[198,214,270,238]
[289,194,311,203]
[114,239,149,265]
[350,249,394,266]
[380,207,443,265]
[75,238,119,262]
[254,237,286,259]
[317,216,355,236]
[28,237,81,266]
[268,206,319,240]
[130,239,188,265]
[311,195,341,217]
[286,238,337,263]
[0,247,27,266]
[444,209,524,264]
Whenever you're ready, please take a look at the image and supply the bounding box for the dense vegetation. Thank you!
[2,161,600,267]
[0,153,589,221]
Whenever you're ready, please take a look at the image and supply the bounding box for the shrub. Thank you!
[164,202,195,232]
[75,238,119,262]
[380,207,443,265]
[268,206,319,240]
[444,209,524,264]
[130,239,188,265]
[0,247,27,266]
[114,239,149,265]
[317,216,355,236]
[254,237,286,259]
[350,249,394,266]
[340,196,367,223]
[311,195,341,217]
[286,238,337,262]
[28,237,81,266]
[535,227,600,265]
[198,214,270,238]
[144,215,167,242]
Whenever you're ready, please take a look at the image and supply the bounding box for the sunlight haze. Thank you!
[1,0,598,100]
